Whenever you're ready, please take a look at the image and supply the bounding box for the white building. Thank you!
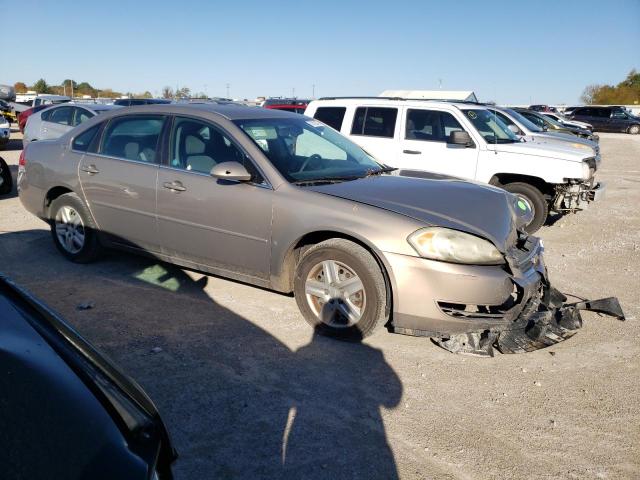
[380,90,478,102]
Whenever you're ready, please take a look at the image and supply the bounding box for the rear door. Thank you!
[156,116,273,279]
[610,109,630,132]
[40,106,74,140]
[78,115,165,252]
[397,107,478,179]
[346,106,399,164]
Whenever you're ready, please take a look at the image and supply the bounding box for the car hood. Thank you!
[523,134,597,155]
[489,140,588,162]
[306,175,526,251]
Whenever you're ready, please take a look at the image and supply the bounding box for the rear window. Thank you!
[351,107,397,138]
[313,107,347,131]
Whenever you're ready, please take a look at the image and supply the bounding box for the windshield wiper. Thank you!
[365,166,398,176]
[292,176,362,186]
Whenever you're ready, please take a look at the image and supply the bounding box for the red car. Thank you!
[262,98,310,114]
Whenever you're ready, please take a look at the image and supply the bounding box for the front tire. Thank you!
[49,192,101,263]
[294,239,388,341]
[503,182,548,234]
[628,124,640,135]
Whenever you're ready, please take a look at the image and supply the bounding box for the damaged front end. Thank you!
[553,158,605,213]
[434,235,625,357]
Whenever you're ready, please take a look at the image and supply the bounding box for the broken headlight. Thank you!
[408,227,504,265]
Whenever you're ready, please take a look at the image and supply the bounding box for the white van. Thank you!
[305,98,604,232]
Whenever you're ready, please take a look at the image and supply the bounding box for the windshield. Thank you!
[234,117,387,183]
[504,109,543,132]
[537,112,564,128]
[462,109,520,143]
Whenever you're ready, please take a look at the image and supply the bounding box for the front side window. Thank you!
[520,111,545,128]
[73,108,94,126]
[170,117,261,180]
[351,107,397,138]
[47,106,73,126]
[72,124,101,152]
[313,107,347,131]
[405,109,464,142]
[235,117,384,183]
[462,109,520,144]
[101,116,164,163]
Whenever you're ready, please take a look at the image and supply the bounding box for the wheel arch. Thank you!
[489,173,554,197]
[44,185,74,216]
[273,230,394,324]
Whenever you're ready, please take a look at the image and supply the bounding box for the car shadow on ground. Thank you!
[0,229,403,479]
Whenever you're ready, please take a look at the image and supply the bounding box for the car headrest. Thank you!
[186,135,205,155]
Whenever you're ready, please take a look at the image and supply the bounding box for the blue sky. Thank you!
[3,0,639,103]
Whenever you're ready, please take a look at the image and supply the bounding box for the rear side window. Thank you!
[313,107,346,131]
[405,109,464,142]
[72,124,101,152]
[351,107,397,138]
[100,116,165,164]
[47,106,73,126]
[574,108,592,116]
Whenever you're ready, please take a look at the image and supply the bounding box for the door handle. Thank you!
[403,149,421,155]
[81,164,99,175]
[163,181,187,192]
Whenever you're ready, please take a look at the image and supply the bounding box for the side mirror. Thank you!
[210,161,252,182]
[507,124,522,135]
[448,130,474,147]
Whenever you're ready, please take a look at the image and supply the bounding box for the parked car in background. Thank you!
[513,108,597,141]
[262,98,310,114]
[0,115,9,149]
[528,104,557,112]
[562,106,580,115]
[568,106,640,134]
[0,275,177,478]
[23,103,121,146]
[114,98,172,107]
[18,103,55,133]
[307,98,603,233]
[0,156,12,194]
[487,107,599,154]
[540,111,593,131]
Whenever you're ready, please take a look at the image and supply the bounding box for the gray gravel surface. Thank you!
[1,129,638,479]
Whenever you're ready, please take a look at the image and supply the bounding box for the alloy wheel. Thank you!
[55,206,86,254]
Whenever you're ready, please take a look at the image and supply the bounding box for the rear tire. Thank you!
[503,182,548,234]
[628,124,640,135]
[294,238,388,341]
[49,192,101,263]
[0,156,12,195]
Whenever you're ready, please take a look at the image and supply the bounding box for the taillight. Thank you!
[18,150,26,173]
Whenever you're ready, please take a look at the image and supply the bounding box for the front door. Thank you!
[78,114,165,252]
[397,107,479,179]
[157,116,273,279]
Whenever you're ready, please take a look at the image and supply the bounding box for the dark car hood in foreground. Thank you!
[0,275,176,479]
[307,175,522,251]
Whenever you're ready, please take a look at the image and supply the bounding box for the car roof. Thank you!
[310,97,487,110]
[90,103,300,121]
[41,103,122,113]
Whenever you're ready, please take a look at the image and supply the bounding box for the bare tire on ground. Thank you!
[294,238,388,341]
[49,192,101,263]
[503,182,548,234]
[0,156,12,195]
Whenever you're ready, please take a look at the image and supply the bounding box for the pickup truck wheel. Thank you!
[49,193,101,263]
[294,239,388,341]
[628,125,640,135]
[503,182,548,234]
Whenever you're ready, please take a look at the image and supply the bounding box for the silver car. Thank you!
[23,103,120,147]
[17,104,622,355]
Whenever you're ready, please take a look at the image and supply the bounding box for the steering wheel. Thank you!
[297,154,323,173]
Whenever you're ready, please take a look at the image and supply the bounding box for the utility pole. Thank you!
[312,84,315,99]
[292,87,295,98]
[438,78,442,90]
[226,83,230,99]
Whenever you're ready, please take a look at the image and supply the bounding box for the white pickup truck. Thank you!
[305,98,604,233]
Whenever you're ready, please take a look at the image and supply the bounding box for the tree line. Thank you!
[581,70,640,105]
[13,79,206,100]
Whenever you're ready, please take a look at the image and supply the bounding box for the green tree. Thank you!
[175,87,191,99]
[580,69,640,105]
[32,78,50,94]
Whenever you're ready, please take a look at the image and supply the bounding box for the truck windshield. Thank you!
[234,117,387,184]
[462,109,520,143]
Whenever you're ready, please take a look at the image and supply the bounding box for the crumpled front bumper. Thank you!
[554,179,605,212]
[433,236,625,356]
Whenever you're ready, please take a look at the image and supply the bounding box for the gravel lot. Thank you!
[1,128,638,479]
